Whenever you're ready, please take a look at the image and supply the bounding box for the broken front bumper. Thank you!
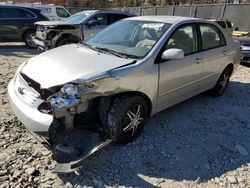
[8,79,112,173]
[8,79,53,138]
[33,37,52,50]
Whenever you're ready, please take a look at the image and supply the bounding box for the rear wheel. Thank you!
[106,95,148,144]
[211,66,232,96]
[23,31,36,48]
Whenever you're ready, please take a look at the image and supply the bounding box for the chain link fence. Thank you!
[67,4,250,31]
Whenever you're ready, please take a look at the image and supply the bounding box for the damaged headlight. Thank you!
[48,82,95,110]
[61,84,79,95]
[49,84,81,109]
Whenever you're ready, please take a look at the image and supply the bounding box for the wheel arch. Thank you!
[21,29,36,40]
[226,63,234,75]
[98,91,152,117]
[56,33,80,46]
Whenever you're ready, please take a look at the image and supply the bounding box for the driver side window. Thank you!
[165,25,197,55]
[88,14,107,26]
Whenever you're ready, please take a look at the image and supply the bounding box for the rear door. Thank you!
[198,23,230,90]
[157,24,203,111]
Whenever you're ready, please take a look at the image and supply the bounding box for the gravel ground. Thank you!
[0,43,250,188]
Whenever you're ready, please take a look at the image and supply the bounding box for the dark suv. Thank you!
[0,6,48,48]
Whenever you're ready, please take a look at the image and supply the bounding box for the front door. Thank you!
[82,14,107,40]
[157,24,203,111]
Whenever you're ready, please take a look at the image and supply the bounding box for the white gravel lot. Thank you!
[0,43,250,188]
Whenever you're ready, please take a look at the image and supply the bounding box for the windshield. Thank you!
[64,12,91,24]
[86,20,171,58]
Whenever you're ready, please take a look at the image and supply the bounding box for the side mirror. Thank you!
[161,48,184,60]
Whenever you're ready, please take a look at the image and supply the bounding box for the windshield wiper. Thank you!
[93,47,128,58]
[79,43,122,57]
[80,42,97,51]
[118,53,140,59]
[80,43,140,59]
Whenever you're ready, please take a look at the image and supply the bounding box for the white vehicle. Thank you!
[0,2,71,21]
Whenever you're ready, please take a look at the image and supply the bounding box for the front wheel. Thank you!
[23,31,37,48]
[106,95,148,144]
[211,66,232,96]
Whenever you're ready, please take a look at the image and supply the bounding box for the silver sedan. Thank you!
[8,16,240,149]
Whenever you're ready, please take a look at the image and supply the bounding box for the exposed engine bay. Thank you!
[34,22,82,50]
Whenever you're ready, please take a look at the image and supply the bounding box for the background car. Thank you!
[34,10,134,50]
[234,35,250,65]
[0,5,49,48]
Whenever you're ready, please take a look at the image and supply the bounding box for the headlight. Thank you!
[48,82,95,109]
[49,95,80,109]
[61,84,79,95]
[49,84,80,109]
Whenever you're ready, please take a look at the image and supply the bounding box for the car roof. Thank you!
[125,16,201,24]
[0,5,40,12]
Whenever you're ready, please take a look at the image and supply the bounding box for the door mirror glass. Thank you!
[161,48,184,60]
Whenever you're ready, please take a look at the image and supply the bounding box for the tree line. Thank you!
[66,0,222,7]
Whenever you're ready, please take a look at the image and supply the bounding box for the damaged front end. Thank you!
[9,70,114,173]
[34,23,82,50]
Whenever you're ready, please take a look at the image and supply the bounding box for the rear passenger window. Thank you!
[0,8,13,18]
[165,25,197,55]
[200,24,226,50]
[0,8,35,19]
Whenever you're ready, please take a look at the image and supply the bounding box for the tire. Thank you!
[106,95,148,144]
[23,31,37,48]
[211,66,232,97]
[57,37,79,47]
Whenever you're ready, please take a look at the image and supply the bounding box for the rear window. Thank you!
[0,7,35,19]
[216,21,226,28]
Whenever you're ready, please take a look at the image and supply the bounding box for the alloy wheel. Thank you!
[26,33,36,48]
[122,104,144,136]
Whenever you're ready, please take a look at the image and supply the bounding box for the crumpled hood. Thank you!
[21,44,133,88]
